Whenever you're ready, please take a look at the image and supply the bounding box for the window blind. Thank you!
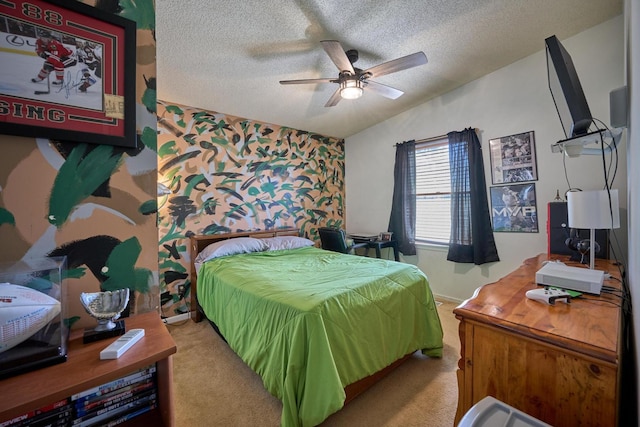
[415,139,451,244]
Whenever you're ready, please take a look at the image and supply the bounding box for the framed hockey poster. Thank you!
[0,0,136,148]
[490,183,539,233]
[489,131,537,184]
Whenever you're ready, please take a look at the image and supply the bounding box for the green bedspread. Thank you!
[197,246,443,427]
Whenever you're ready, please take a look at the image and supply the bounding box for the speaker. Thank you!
[610,86,628,128]
[547,202,609,260]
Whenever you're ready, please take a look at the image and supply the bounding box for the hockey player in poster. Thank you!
[31,31,77,86]
[77,41,102,78]
[76,41,101,93]
[78,68,97,93]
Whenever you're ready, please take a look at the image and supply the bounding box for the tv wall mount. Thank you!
[551,127,624,158]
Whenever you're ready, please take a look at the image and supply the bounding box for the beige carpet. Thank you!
[168,300,461,427]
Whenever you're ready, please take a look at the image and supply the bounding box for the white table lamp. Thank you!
[567,189,620,269]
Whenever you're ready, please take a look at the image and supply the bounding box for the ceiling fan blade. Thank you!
[363,52,427,78]
[280,78,334,85]
[364,80,404,99]
[324,87,342,107]
[320,40,355,74]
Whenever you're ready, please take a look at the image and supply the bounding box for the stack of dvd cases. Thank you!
[0,398,72,427]
[4,364,158,427]
[69,364,157,427]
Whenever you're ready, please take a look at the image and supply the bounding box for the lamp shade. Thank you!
[567,189,620,230]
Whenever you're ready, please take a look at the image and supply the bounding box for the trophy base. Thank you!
[83,320,125,344]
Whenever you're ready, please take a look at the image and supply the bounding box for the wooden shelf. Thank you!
[0,311,177,426]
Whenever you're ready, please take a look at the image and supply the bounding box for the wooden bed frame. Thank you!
[189,227,302,323]
[189,228,411,406]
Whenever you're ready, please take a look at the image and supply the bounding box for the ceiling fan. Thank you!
[279,40,427,107]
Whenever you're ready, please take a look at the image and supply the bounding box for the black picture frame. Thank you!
[488,131,537,184]
[0,0,136,148]
[490,183,539,233]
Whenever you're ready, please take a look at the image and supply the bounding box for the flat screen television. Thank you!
[545,35,593,138]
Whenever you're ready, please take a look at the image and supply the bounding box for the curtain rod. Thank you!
[393,134,445,147]
[415,134,448,144]
[393,128,479,147]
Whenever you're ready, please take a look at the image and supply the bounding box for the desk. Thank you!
[453,254,623,427]
[351,237,400,261]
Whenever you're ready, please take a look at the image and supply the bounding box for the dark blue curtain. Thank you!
[388,140,416,255]
[447,128,499,264]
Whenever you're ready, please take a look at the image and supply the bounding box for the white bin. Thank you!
[458,396,552,427]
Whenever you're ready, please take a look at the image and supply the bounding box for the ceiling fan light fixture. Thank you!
[281,41,426,106]
[340,79,363,100]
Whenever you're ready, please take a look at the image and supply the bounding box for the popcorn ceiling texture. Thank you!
[156,0,621,138]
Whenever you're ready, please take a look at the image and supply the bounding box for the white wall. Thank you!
[345,16,627,302]
[625,0,640,421]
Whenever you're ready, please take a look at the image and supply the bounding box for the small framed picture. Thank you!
[490,183,538,233]
[379,232,393,241]
[489,131,537,184]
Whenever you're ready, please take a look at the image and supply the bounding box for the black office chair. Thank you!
[318,227,368,254]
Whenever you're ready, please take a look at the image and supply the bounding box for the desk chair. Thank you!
[318,227,368,254]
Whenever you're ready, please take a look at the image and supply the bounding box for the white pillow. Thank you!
[262,236,315,251]
[194,237,267,272]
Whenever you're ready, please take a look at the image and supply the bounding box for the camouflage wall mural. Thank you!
[0,0,158,328]
[157,100,346,315]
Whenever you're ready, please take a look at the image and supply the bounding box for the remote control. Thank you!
[525,288,571,305]
[100,328,145,359]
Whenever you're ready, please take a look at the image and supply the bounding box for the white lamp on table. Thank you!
[567,189,620,270]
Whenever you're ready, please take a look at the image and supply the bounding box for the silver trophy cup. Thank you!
[80,288,130,343]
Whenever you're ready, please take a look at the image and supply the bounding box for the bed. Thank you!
[189,228,443,427]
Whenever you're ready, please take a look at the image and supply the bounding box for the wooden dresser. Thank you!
[454,254,623,427]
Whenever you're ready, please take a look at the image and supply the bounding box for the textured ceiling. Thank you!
[156,0,622,139]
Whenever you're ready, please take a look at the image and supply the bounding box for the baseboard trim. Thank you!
[433,294,464,304]
[164,312,190,324]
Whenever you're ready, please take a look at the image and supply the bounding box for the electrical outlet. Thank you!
[177,284,186,299]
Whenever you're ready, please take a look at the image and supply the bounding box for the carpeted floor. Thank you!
[168,300,461,427]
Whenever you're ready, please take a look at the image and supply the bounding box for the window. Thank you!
[415,137,451,244]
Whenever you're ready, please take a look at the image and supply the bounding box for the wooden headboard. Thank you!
[189,227,300,322]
